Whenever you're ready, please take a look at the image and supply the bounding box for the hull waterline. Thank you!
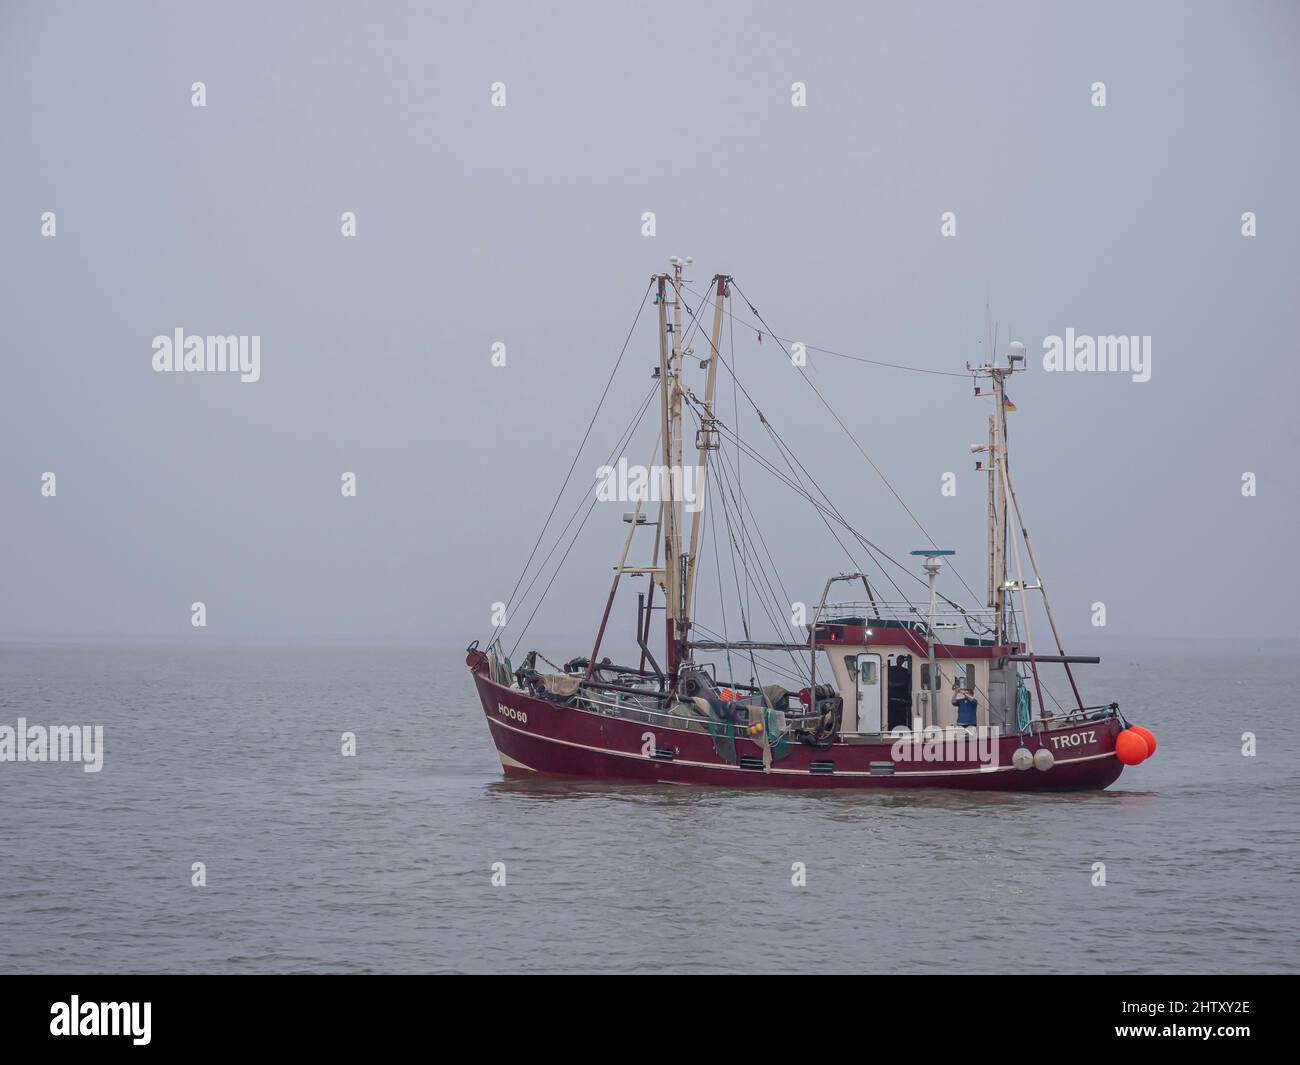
[469,651,1125,791]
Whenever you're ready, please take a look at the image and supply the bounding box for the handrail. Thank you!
[819,600,1019,625]
[572,687,815,735]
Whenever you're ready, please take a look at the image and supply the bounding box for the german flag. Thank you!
[1003,394,1017,412]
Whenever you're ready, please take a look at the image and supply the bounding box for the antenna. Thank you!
[910,549,955,728]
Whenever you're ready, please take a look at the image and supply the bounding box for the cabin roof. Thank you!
[812,619,1021,659]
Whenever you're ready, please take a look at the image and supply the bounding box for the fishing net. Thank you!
[764,706,791,760]
[1015,674,1032,733]
[705,697,791,764]
[706,697,740,763]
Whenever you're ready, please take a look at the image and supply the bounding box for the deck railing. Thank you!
[570,686,823,734]
[818,600,1019,638]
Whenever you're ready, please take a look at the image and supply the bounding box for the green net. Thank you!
[1016,674,1032,734]
[705,697,791,764]
[765,705,791,760]
[706,702,739,763]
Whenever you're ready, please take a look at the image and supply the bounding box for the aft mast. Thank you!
[972,342,1023,644]
[972,340,1089,712]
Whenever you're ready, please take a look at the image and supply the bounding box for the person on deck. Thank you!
[952,686,979,728]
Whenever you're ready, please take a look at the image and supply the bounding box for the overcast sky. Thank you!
[2,0,1296,648]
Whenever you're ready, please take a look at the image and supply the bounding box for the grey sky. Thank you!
[2,0,1297,646]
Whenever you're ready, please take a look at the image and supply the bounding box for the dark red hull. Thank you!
[468,651,1125,791]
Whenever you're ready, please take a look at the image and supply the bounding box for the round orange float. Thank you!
[1115,729,1148,765]
[1129,725,1157,757]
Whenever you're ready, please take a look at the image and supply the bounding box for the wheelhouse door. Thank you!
[855,652,882,733]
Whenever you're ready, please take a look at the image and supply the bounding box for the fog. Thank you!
[2,0,1296,652]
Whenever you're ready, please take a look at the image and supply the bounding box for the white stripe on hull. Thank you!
[486,714,1115,778]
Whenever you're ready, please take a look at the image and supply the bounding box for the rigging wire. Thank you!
[697,407,811,679]
[504,384,658,656]
[701,407,806,688]
[488,280,654,649]
[681,377,992,635]
[682,279,971,378]
[690,623,810,687]
[489,265,1075,725]
[725,279,987,612]
[729,294,749,632]
[673,277,982,621]
[705,407,964,639]
[704,465,736,685]
[674,280,920,619]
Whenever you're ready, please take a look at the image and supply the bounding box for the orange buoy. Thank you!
[1129,725,1157,757]
[1115,729,1148,765]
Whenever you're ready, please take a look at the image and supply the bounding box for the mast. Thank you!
[683,273,728,620]
[971,344,1021,643]
[972,340,1086,711]
[657,257,691,680]
[670,259,685,645]
[985,413,996,615]
[991,367,1009,643]
[654,272,678,677]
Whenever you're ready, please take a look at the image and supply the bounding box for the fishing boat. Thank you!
[467,260,1156,789]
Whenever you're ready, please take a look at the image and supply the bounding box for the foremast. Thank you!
[655,259,726,681]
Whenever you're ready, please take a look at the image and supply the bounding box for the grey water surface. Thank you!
[1,642,1294,974]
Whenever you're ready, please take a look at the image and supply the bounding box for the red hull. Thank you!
[468,651,1125,791]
